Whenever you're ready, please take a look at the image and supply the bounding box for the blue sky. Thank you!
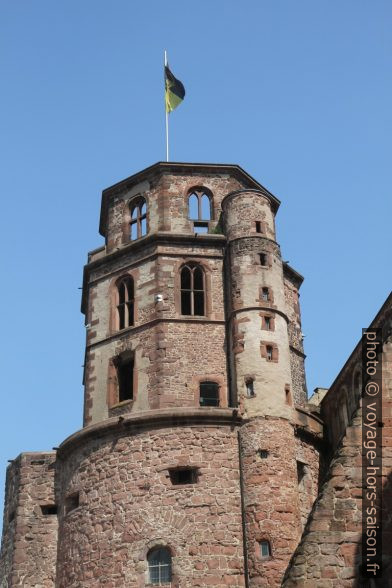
[1,1,391,528]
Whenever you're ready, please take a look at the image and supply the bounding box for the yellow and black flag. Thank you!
[165,65,185,113]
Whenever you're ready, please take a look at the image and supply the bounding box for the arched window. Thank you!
[116,276,134,329]
[180,264,205,316]
[200,381,219,407]
[338,391,349,434]
[188,189,212,234]
[353,370,361,403]
[147,547,172,585]
[130,197,147,240]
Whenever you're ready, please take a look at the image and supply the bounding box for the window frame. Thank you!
[258,540,272,559]
[199,381,220,407]
[129,197,147,241]
[188,188,213,233]
[180,263,206,317]
[147,547,172,585]
[116,276,135,330]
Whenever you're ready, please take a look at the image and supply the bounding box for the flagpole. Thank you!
[164,50,169,162]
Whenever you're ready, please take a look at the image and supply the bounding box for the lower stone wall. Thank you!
[0,459,20,586]
[56,414,245,587]
[240,417,320,588]
[283,337,392,587]
[0,452,57,588]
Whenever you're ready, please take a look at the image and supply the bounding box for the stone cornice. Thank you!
[86,317,226,351]
[57,408,243,459]
[81,231,226,314]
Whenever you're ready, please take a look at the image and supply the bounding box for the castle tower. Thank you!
[222,188,310,586]
[1,162,322,588]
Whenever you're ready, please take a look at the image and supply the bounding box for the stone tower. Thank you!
[1,162,324,587]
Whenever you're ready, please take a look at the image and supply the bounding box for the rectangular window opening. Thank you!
[259,253,267,266]
[264,317,271,330]
[258,449,269,459]
[41,504,58,516]
[255,221,262,233]
[262,287,270,301]
[181,291,191,315]
[297,461,306,484]
[117,357,134,402]
[169,468,198,485]
[246,379,255,398]
[65,493,79,515]
[266,345,273,361]
[200,382,219,407]
[193,222,209,234]
[194,292,205,316]
[259,540,271,558]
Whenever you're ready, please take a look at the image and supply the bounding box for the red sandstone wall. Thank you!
[56,418,245,587]
[0,458,20,584]
[240,418,320,587]
[104,170,246,253]
[0,452,57,587]
[83,244,229,424]
[283,321,392,586]
[283,273,307,407]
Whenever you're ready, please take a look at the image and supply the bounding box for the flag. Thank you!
[165,65,185,113]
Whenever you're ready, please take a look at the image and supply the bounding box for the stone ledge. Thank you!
[294,407,324,442]
[57,408,243,459]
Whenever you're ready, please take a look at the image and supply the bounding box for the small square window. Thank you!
[262,287,270,301]
[258,449,269,459]
[169,468,198,485]
[259,540,271,558]
[41,505,57,516]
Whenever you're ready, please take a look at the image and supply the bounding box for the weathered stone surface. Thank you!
[1,163,391,587]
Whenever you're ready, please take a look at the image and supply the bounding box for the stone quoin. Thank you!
[1,162,391,587]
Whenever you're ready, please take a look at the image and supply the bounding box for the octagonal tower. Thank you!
[1,162,322,588]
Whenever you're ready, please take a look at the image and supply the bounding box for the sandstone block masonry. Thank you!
[1,162,390,587]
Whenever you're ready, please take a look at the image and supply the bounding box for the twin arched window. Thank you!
[180,264,205,316]
[114,263,205,330]
[116,276,134,329]
[188,189,212,234]
[130,197,147,241]
[147,547,172,584]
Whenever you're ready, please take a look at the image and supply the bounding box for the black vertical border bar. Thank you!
[361,328,383,578]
